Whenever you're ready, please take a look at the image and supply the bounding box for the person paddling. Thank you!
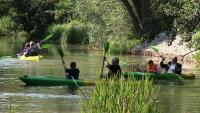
[17,43,30,56]
[25,41,41,56]
[104,56,121,79]
[160,56,182,74]
[63,61,80,80]
[147,60,159,73]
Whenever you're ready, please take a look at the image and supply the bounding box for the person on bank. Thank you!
[104,56,121,78]
[63,61,80,80]
[147,60,159,73]
[160,56,182,74]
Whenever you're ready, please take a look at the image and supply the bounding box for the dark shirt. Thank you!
[160,61,182,74]
[107,64,121,78]
[26,46,39,56]
[65,68,80,79]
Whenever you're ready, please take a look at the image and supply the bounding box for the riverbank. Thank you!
[130,33,196,64]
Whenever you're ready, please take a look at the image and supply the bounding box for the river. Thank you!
[0,37,200,113]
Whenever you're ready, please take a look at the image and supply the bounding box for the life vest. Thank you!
[147,64,158,72]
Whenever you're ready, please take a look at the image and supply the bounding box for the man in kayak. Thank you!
[104,56,121,78]
[147,60,159,73]
[160,56,182,74]
[64,62,80,79]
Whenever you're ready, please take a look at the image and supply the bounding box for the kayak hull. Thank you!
[19,75,95,86]
[123,72,195,80]
[18,55,43,61]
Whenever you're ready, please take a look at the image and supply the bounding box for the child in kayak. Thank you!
[146,60,159,73]
[64,62,80,80]
[104,56,121,78]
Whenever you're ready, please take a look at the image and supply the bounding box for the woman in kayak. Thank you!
[146,60,159,73]
[160,56,182,74]
[64,62,80,80]
[104,56,121,79]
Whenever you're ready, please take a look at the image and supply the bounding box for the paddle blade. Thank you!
[41,44,53,49]
[149,46,159,53]
[43,34,54,42]
[57,48,64,58]
[104,41,110,53]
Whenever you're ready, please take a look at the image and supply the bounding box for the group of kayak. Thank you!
[60,55,183,80]
[17,40,195,86]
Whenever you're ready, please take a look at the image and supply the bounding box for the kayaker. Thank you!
[146,60,159,73]
[104,56,121,78]
[64,62,80,80]
[17,43,30,56]
[25,41,40,56]
[160,56,182,74]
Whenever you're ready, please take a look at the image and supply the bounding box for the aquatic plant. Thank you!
[81,77,162,113]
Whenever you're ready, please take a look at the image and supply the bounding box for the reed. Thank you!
[81,76,162,113]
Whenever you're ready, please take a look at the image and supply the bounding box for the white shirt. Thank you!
[167,64,176,73]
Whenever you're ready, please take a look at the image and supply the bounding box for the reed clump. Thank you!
[81,77,162,113]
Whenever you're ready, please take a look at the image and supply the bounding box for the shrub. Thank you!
[48,20,89,44]
[81,77,162,113]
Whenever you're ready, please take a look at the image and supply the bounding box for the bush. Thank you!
[49,20,89,44]
[0,16,18,36]
[109,38,140,54]
[81,77,162,113]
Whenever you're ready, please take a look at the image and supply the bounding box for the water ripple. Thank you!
[0,92,83,99]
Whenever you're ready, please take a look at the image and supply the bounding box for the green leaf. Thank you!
[149,46,159,53]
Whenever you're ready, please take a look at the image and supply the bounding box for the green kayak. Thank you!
[123,72,195,80]
[19,75,95,86]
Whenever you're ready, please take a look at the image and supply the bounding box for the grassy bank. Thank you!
[81,77,162,113]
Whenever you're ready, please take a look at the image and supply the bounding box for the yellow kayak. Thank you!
[19,55,43,62]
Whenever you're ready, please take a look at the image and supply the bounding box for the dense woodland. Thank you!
[0,0,200,53]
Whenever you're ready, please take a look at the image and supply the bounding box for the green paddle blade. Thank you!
[149,46,159,53]
[57,48,64,58]
[41,44,53,49]
[104,41,110,53]
[43,34,54,42]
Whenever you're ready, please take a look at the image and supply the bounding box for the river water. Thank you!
[0,38,200,113]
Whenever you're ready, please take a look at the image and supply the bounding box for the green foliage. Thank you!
[0,16,19,36]
[192,30,200,49]
[81,77,162,113]
[54,0,74,23]
[193,51,200,62]
[151,0,200,44]
[76,0,135,44]
[49,20,89,44]
[109,38,140,54]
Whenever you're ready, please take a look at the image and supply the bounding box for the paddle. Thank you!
[39,34,54,44]
[57,47,87,99]
[41,44,53,49]
[100,41,110,78]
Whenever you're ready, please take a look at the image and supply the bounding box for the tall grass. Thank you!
[81,77,162,113]
[48,20,89,44]
[109,38,140,54]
